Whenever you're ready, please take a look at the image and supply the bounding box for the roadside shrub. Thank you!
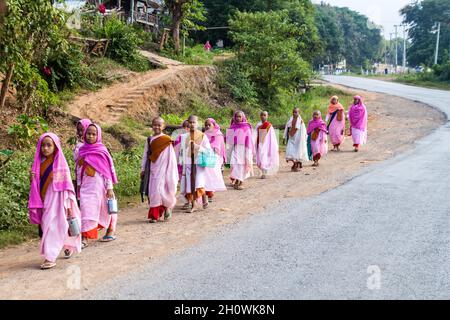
[93,15,151,72]
[7,115,49,149]
[216,58,258,106]
[433,62,450,81]
[0,150,33,230]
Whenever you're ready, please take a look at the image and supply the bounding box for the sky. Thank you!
[312,0,413,38]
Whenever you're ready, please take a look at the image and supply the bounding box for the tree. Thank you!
[229,10,312,105]
[313,4,383,69]
[165,0,206,53]
[0,0,68,111]
[401,0,450,67]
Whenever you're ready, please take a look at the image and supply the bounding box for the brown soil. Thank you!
[67,65,217,125]
[0,86,445,299]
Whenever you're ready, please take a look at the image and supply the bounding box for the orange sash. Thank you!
[289,117,298,137]
[149,135,173,163]
[257,121,271,146]
[78,158,96,177]
[40,155,54,200]
[337,109,344,121]
[311,128,319,141]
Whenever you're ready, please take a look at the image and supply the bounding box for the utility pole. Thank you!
[434,22,441,65]
[389,32,394,67]
[402,25,407,72]
[394,25,399,73]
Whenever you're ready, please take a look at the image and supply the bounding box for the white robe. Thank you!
[284,116,309,162]
[178,132,212,197]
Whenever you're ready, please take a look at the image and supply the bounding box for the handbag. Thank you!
[198,149,216,168]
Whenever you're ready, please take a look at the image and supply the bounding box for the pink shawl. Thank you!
[205,118,227,163]
[77,119,91,134]
[28,133,74,225]
[307,116,328,134]
[227,111,254,152]
[77,123,118,184]
[349,95,368,131]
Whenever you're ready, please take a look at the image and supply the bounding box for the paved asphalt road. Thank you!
[85,76,450,299]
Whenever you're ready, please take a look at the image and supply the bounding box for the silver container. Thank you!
[107,198,118,214]
[68,217,80,237]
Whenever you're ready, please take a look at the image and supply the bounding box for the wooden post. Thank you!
[0,63,14,108]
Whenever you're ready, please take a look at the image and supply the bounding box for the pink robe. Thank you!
[204,152,227,192]
[141,135,179,209]
[326,112,345,146]
[255,122,279,175]
[41,187,81,262]
[227,128,254,181]
[78,170,116,233]
[310,130,328,157]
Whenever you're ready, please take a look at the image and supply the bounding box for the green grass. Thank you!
[0,225,38,249]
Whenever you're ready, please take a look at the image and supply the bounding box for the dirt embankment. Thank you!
[67,65,218,125]
[0,85,445,300]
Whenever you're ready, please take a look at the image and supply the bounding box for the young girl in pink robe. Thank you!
[77,123,118,247]
[325,96,345,152]
[307,111,328,167]
[141,117,179,223]
[204,118,227,202]
[73,119,91,162]
[28,133,81,270]
[255,111,279,179]
[348,95,368,152]
[226,111,255,190]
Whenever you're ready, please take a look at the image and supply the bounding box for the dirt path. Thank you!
[67,64,194,124]
[0,87,445,299]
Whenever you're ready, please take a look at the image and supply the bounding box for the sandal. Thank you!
[64,249,73,259]
[81,241,88,250]
[203,202,209,209]
[100,235,117,242]
[40,261,56,270]
[149,219,157,223]
[164,209,172,221]
[181,203,190,210]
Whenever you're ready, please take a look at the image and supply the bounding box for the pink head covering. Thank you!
[349,95,368,131]
[205,118,227,163]
[226,111,254,154]
[77,119,91,138]
[307,113,328,134]
[230,110,252,131]
[28,133,74,225]
[77,123,118,184]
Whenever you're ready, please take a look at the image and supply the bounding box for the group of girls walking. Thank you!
[27,95,367,269]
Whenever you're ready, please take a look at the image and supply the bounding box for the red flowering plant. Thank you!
[98,3,106,14]
[42,67,52,76]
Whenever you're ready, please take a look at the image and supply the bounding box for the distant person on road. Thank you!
[176,115,212,212]
[77,123,118,248]
[283,107,309,172]
[140,117,178,223]
[204,118,227,203]
[307,110,328,167]
[204,41,212,52]
[28,133,81,270]
[226,111,255,190]
[255,111,279,179]
[348,95,368,152]
[326,96,345,152]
